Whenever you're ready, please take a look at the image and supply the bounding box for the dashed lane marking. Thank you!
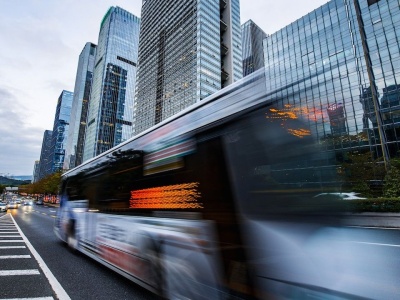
[351,241,400,247]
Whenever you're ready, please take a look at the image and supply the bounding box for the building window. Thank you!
[367,0,380,6]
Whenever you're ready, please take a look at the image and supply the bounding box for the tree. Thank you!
[339,151,385,197]
[19,171,62,196]
[383,158,400,198]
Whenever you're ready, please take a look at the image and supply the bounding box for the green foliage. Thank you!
[339,151,385,197]
[19,171,62,196]
[344,198,400,213]
[383,166,400,198]
[352,181,373,198]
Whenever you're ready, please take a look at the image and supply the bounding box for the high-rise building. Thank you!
[50,90,73,173]
[32,160,40,183]
[241,19,267,76]
[83,7,140,162]
[37,130,53,180]
[263,0,400,174]
[134,0,243,134]
[64,42,97,170]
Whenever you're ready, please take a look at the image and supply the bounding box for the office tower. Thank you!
[64,42,97,170]
[241,19,267,76]
[32,160,40,183]
[50,90,73,173]
[83,7,140,162]
[134,0,243,134]
[37,130,53,180]
[263,0,400,174]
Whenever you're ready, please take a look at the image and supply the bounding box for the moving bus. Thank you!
[55,70,361,299]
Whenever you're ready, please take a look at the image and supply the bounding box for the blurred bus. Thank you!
[54,70,356,299]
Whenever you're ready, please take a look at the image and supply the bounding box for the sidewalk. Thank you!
[341,212,400,228]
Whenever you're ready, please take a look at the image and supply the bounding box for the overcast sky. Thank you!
[0,0,328,176]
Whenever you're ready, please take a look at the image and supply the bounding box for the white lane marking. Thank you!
[2,298,54,300]
[49,210,56,213]
[0,240,24,243]
[10,215,71,300]
[2,297,54,300]
[0,235,21,237]
[0,269,40,276]
[347,225,400,230]
[0,255,31,259]
[351,241,400,247]
[0,246,26,249]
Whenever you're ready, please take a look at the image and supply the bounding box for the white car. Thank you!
[0,202,7,212]
[314,192,367,200]
[6,201,18,209]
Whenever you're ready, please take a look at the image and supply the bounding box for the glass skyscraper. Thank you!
[134,0,243,134]
[241,19,267,76]
[263,0,400,179]
[37,130,53,181]
[83,7,140,162]
[64,42,97,170]
[32,160,40,183]
[50,90,73,173]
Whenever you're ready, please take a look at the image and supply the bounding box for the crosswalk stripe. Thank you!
[0,240,24,243]
[0,255,31,259]
[0,246,26,249]
[1,297,54,300]
[0,269,40,276]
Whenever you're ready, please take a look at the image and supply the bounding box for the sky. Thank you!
[0,0,328,176]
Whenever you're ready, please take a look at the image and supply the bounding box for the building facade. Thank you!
[134,0,243,134]
[50,90,73,173]
[262,0,400,179]
[83,7,140,162]
[37,130,53,180]
[64,42,97,170]
[32,160,40,183]
[241,19,268,76]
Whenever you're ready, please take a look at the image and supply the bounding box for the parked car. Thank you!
[0,202,7,212]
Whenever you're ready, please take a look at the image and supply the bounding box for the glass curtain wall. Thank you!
[263,0,400,189]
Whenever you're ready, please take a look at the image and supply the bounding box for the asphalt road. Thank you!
[0,204,158,300]
[2,205,400,299]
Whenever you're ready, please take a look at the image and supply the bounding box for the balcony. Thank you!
[221,42,228,56]
[221,69,229,82]
[220,19,227,33]
[219,0,226,11]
